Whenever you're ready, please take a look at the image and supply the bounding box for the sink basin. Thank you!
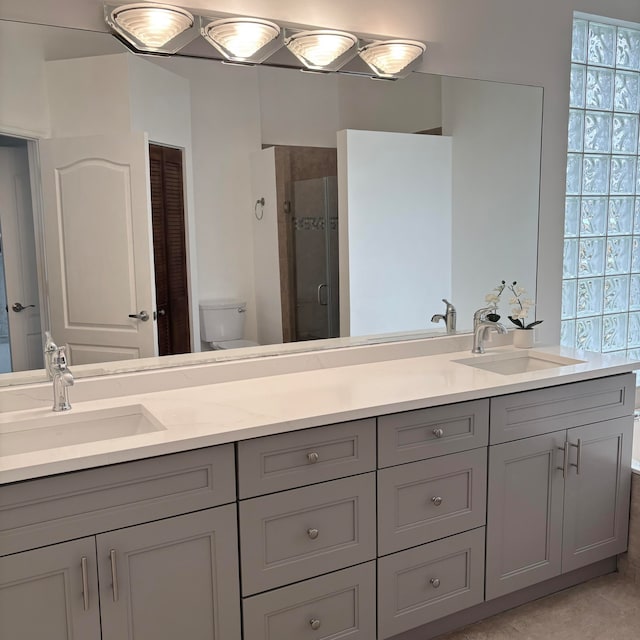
[454,351,586,375]
[0,404,165,457]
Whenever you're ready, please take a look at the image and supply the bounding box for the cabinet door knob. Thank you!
[309,618,321,630]
[307,528,319,540]
[430,577,441,588]
[432,427,444,438]
[307,451,320,464]
[431,496,443,507]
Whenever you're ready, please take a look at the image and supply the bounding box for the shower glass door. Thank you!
[292,176,339,340]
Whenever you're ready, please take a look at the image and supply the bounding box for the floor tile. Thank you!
[435,572,639,640]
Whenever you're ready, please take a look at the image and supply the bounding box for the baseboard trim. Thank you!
[389,557,617,640]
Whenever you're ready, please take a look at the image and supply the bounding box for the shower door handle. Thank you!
[317,284,328,306]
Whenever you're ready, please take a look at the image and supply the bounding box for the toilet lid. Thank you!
[214,339,258,349]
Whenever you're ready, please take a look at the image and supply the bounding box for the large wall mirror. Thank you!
[0,19,543,386]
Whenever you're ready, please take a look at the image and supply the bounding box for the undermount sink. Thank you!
[0,404,165,457]
[454,350,586,375]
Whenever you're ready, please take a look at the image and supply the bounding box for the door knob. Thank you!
[128,311,150,321]
[11,302,35,312]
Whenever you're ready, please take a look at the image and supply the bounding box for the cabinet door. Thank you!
[562,416,633,573]
[0,537,101,640]
[97,505,241,640]
[485,431,565,600]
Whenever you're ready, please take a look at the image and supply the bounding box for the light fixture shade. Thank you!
[202,17,282,63]
[106,3,196,53]
[285,30,359,71]
[359,40,426,78]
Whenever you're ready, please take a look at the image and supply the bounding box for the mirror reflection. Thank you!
[0,19,543,385]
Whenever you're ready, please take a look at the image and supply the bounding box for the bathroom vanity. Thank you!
[0,345,636,640]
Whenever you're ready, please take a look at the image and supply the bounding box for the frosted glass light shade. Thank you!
[285,30,358,71]
[202,17,281,63]
[109,3,194,51]
[359,40,426,78]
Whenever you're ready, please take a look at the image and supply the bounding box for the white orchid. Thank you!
[485,280,543,330]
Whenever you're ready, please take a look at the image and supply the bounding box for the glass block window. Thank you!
[562,16,640,360]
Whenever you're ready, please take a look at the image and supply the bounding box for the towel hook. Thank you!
[254,197,265,220]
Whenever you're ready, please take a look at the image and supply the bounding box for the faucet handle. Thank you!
[474,305,502,322]
[52,346,69,369]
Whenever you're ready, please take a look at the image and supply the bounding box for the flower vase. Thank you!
[513,329,534,349]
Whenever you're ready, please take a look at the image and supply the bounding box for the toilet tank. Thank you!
[199,299,247,342]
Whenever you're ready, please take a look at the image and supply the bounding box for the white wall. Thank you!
[338,129,452,336]
[162,58,263,343]
[3,0,640,344]
[46,54,131,137]
[258,67,341,147]
[337,72,442,133]
[250,148,283,345]
[0,21,50,137]
[442,77,542,327]
[128,57,201,351]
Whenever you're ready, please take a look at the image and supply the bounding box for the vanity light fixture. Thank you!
[201,17,283,64]
[284,29,359,72]
[105,2,197,53]
[104,3,427,78]
[358,39,427,79]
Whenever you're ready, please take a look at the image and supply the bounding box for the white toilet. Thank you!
[199,299,259,350]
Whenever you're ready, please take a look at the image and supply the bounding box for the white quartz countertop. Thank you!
[1,345,637,484]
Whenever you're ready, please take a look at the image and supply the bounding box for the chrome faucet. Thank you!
[472,319,507,354]
[431,299,457,334]
[473,306,498,330]
[44,331,58,380]
[50,346,74,412]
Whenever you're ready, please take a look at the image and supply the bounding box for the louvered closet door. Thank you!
[149,144,191,356]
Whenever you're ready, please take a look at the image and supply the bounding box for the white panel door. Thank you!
[0,146,43,371]
[337,129,452,337]
[39,133,157,364]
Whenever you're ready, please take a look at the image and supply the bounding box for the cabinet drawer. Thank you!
[378,527,485,639]
[237,419,376,498]
[378,448,487,555]
[0,444,235,556]
[489,373,635,444]
[378,399,489,467]
[239,473,376,595]
[243,562,376,640]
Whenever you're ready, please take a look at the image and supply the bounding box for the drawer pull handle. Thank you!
[431,496,443,507]
[432,428,444,438]
[430,577,441,589]
[307,528,319,540]
[557,442,569,478]
[307,452,320,464]
[309,618,321,630]
[81,556,89,611]
[110,549,119,602]
[570,439,582,475]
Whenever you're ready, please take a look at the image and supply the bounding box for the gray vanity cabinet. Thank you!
[562,418,633,573]
[485,431,565,599]
[0,537,101,640]
[97,506,241,640]
[486,415,633,600]
[0,444,241,640]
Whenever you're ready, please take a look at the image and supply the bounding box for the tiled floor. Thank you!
[436,571,640,639]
